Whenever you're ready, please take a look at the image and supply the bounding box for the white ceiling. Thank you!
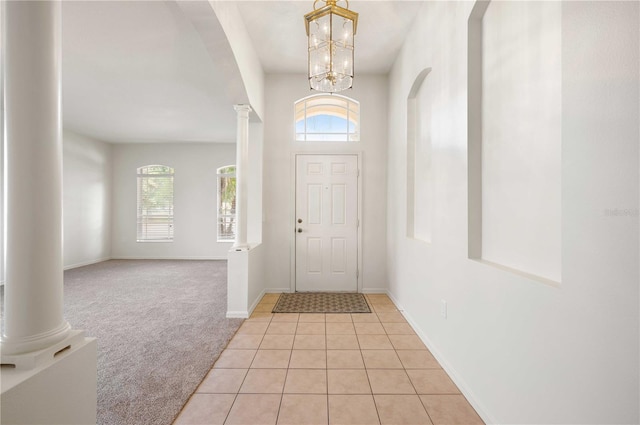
[60,1,422,144]
[237,1,422,74]
[62,1,240,143]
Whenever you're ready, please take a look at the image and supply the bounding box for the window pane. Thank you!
[219,165,236,175]
[137,165,174,241]
[217,165,237,241]
[218,216,236,241]
[306,114,348,134]
[294,94,359,142]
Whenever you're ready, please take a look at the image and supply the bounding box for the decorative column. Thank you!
[1,0,71,358]
[233,104,252,251]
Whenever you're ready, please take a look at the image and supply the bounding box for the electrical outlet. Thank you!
[440,300,447,319]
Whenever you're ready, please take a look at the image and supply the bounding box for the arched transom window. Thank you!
[295,94,360,142]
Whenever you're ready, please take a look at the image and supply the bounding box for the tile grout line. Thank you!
[400,340,435,424]
[274,312,296,425]
[363,295,380,425]
[325,313,330,425]
[212,293,451,425]
[222,312,270,425]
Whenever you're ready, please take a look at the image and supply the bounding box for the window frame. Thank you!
[217,165,237,242]
[294,94,360,142]
[136,165,175,243]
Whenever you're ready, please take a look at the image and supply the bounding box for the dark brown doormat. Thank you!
[272,292,371,313]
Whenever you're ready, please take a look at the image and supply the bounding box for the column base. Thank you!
[1,331,97,425]
[1,328,80,371]
[1,320,72,358]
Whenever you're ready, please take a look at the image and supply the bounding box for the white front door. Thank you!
[295,154,359,292]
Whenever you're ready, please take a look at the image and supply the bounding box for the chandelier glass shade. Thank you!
[304,0,358,93]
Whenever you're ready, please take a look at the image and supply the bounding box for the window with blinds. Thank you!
[137,165,174,242]
[217,165,236,241]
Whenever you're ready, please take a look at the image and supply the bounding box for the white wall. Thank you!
[387,1,638,423]
[63,130,113,269]
[247,122,264,244]
[2,130,113,277]
[413,73,435,243]
[210,1,265,121]
[1,83,4,285]
[1,3,4,283]
[227,242,266,318]
[262,74,388,293]
[480,1,562,282]
[111,142,236,260]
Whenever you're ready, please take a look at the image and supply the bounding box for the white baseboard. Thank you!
[264,288,292,294]
[63,257,111,271]
[226,311,249,319]
[111,256,228,261]
[361,288,388,294]
[385,291,496,425]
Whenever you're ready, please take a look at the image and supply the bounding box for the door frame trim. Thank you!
[290,152,363,293]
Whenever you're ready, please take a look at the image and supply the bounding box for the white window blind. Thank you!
[217,165,236,241]
[137,165,174,242]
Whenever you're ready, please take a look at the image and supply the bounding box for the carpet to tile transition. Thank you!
[0,260,243,425]
[272,292,371,313]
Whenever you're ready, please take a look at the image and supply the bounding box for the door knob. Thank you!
[297,228,302,233]
[298,218,303,223]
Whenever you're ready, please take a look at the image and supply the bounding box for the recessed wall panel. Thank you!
[406,68,433,243]
[414,77,434,243]
[478,0,562,282]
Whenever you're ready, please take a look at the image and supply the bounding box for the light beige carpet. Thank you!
[1,260,243,425]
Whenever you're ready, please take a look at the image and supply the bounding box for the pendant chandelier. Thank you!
[304,0,358,93]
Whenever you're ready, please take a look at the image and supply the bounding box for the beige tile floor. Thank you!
[173,294,484,425]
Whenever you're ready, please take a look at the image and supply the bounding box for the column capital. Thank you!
[234,104,253,114]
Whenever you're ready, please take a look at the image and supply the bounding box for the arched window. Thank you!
[295,94,360,142]
[137,165,174,242]
[217,165,236,241]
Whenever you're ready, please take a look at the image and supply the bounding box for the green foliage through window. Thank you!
[217,166,236,241]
